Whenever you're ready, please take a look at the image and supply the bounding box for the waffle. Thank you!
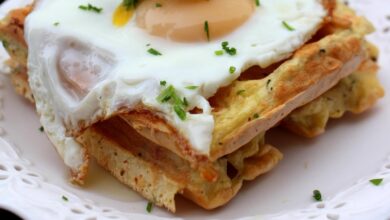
[0,1,384,212]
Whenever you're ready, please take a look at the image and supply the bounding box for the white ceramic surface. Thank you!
[0,0,390,219]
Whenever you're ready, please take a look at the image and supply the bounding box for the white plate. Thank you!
[0,0,390,219]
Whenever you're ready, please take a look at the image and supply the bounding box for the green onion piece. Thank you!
[62,195,68,202]
[313,190,322,201]
[255,0,260,6]
[185,85,198,90]
[222,41,237,56]
[282,21,295,31]
[174,105,187,120]
[146,202,153,213]
[157,85,175,103]
[160,81,167,86]
[183,97,189,107]
[215,50,224,56]
[229,66,236,74]
[148,48,162,56]
[79,4,103,13]
[370,178,383,186]
[204,21,210,41]
[157,85,188,121]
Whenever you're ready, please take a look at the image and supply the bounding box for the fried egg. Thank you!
[25,0,326,170]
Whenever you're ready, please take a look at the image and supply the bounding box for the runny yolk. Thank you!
[113,4,135,27]
[136,0,256,42]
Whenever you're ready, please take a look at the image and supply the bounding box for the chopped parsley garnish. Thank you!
[39,126,44,132]
[53,22,60,26]
[123,0,138,10]
[185,85,199,90]
[146,202,153,213]
[229,66,236,74]
[370,178,383,186]
[237,90,245,95]
[222,41,237,56]
[313,190,322,201]
[255,0,261,6]
[62,195,68,202]
[79,4,103,13]
[215,50,224,56]
[148,48,162,56]
[253,113,260,119]
[282,21,295,31]
[157,85,188,120]
[204,21,210,41]
[160,81,167,86]
[155,3,162,7]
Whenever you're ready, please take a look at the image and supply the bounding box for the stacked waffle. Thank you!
[0,0,384,212]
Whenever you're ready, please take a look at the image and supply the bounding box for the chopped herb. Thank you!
[282,21,295,31]
[157,85,188,120]
[185,85,198,90]
[39,126,44,132]
[255,0,261,6]
[155,3,162,7]
[313,190,322,201]
[146,43,151,47]
[215,50,224,56]
[2,40,9,49]
[222,41,237,56]
[174,105,187,120]
[53,22,60,26]
[183,97,189,107]
[253,113,259,119]
[148,48,162,56]
[370,178,383,186]
[123,0,138,10]
[157,85,175,103]
[79,4,103,13]
[160,81,167,86]
[146,202,153,213]
[237,90,245,95]
[319,48,326,54]
[62,195,68,202]
[229,66,236,74]
[204,21,210,41]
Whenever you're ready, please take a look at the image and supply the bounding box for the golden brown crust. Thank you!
[0,6,32,101]
[9,67,34,103]
[210,30,366,161]
[283,57,384,138]
[78,117,282,211]
[0,6,30,66]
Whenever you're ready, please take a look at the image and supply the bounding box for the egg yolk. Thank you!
[114,0,256,42]
[113,4,135,27]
